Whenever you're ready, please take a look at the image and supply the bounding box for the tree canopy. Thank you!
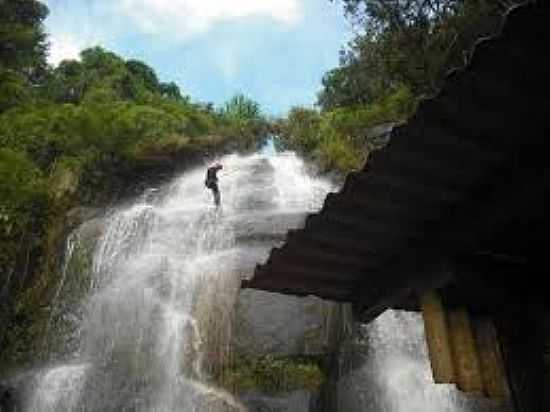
[221,94,262,122]
[0,3,268,345]
[320,0,520,110]
[0,0,49,79]
[279,0,518,173]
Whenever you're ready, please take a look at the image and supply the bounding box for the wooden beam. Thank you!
[474,318,510,401]
[448,308,484,394]
[420,291,456,384]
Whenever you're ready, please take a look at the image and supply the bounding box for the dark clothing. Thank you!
[205,166,221,189]
[205,165,221,184]
[210,183,220,206]
[205,165,222,206]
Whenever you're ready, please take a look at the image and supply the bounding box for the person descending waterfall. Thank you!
[205,162,223,206]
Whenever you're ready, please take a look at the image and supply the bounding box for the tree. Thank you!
[0,148,45,209]
[159,82,184,101]
[222,94,262,122]
[0,69,29,111]
[45,59,87,103]
[282,107,322,152]
[125,59,160,92]
[320,0,520,110]
[44,49,188,104]
[0,0,49,80]
[318,41,389,110]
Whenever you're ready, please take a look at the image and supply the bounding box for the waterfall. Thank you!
[20,148,513,412]
[336,310,512,412]
[24,150,332,412]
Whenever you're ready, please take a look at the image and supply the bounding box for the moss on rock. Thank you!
[221,355,325,394]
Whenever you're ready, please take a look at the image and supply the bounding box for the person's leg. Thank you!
[212,184,220,206]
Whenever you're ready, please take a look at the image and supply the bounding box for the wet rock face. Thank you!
[230,290,351,411]
[43,215,107,361]
[224,153,346,411]
[233,290,342,357]
[240,390,317,412]
[231,154,344,358]
[65,207,103,229]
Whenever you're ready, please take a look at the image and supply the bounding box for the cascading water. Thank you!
[335,310,512,412]
[24,149,333,412]
[18,147,513,412]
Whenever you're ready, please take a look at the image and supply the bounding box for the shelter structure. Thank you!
[243,2,550,411]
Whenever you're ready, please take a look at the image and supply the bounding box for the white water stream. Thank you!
[19,148,512,412]
[336,310,512,412]
[25,149,332,412]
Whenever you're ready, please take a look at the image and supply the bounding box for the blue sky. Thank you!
[42,0,352,116]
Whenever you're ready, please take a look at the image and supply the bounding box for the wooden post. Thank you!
[420,291,455,383]
[448,308,484,394]
[474,318,509,401]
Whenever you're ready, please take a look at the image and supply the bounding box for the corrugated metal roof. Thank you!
[243,1,550,318]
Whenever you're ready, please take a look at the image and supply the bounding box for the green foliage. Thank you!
[125,59,160,93]
[317,133,363,172]
[80,47,126,80]
[321,0,519,110]
[0,0,49,115]
[0,43,265,173]
[159,81,185,101]
[283,107,321,153]
[300,0,516,170]
[0,98,239,176]
[0,148,48,304]
[0,0,49,77]
[44,59,87,103]
[40,47,188,106]
[222,355,325,394]
[0,148,46,212]
[281,86,415,172]
[221,93,262,122]
[0,35,267,371]
[0,69,30,111]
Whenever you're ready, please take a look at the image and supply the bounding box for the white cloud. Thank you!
[47,32,84,66]
[119,0,303,39]
[47,31,104,66]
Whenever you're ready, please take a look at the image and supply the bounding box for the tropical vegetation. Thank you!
[0,0,266,370]
[278,0,520,173]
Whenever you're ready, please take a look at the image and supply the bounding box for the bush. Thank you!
[0,148,46,212]
[279,86,415,173]
[0,148,48,280]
